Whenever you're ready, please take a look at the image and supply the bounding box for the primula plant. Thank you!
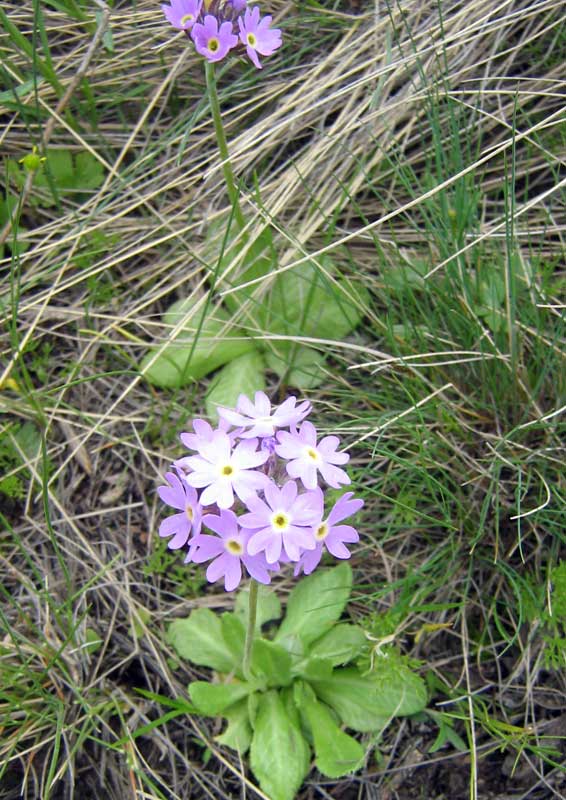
[157,393,427,800]
[141,2,369,407]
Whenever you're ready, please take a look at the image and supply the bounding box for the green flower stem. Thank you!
[243,579,259,680]
[205,61,247,232]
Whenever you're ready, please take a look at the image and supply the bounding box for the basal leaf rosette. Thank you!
[167,563,428,800]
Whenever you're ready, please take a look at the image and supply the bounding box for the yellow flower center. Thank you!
[305,447,320,463]
[185,505,194,521]
[180,13,194,25]
[226,539,243,555]
[221,465,234,476]
[271,511,290,532]
[208,37,220,52]
[315,522,329,541]
[247,33,257,47]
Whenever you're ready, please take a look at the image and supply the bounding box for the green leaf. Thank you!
[43,149,74,186]
[204,222,275,314]
[264,345,327,389]
[215,699,252,753]
[261,256,368,343]
[249,690,311,800]
[275,632,306,662]
[235,584,281,630]
[311,669,389,732]
[75,151,105,190]
[251,639,292,687]
[167,608,237,673]
[298,682,364,778]
[309,624,367,666]
[427,711,467,754]
[140,304,255,388]
[189,680,253,715]
[312,661,427,732]
[205,350,265,420]
[224,228,275,314]
[275,563,353,647]
[220,613,245,668]
[370,654,428,716]
[296,656,334,681]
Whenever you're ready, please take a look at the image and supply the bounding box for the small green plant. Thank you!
[167,563,427,800]
[0,421,49,500]
[7,148,104,207]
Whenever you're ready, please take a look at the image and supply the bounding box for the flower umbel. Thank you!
[161,0,282,68]
[156,393,362,591]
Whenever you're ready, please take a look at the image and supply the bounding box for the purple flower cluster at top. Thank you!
[157,392,363,591]
[161,0,282,69]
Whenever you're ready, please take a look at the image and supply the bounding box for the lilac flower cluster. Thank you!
[161,0,282,69]
[158,393,363,591]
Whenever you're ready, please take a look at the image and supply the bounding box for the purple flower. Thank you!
[275,421,350,490]
[295,492,363,575]
[228,0,248,11]
[191,15,238,62]
[190,509,273,590]
[238,6,282,69]
[161,0,202,30]
[157,471,202,549]
[218,391,311,439]
[240,480,322,563]
[183,430,268,508]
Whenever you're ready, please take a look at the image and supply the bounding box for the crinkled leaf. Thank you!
[251,639,292,687]
[235,584,281,630]
[264,345,327,389]
[189,680,253,715]
[205,349,265,420]
[312,663,426,732]
[249,690,311,800]
[275,563,352,647]
[296,656,334,681]
[275,632,305,662]
[167,608,237,673]
[310,624,367,666]
[298,682,364,778]
[311,669,389,732]
[371,654,428,716]
[140,304,254,388]
[215,699,252,753]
